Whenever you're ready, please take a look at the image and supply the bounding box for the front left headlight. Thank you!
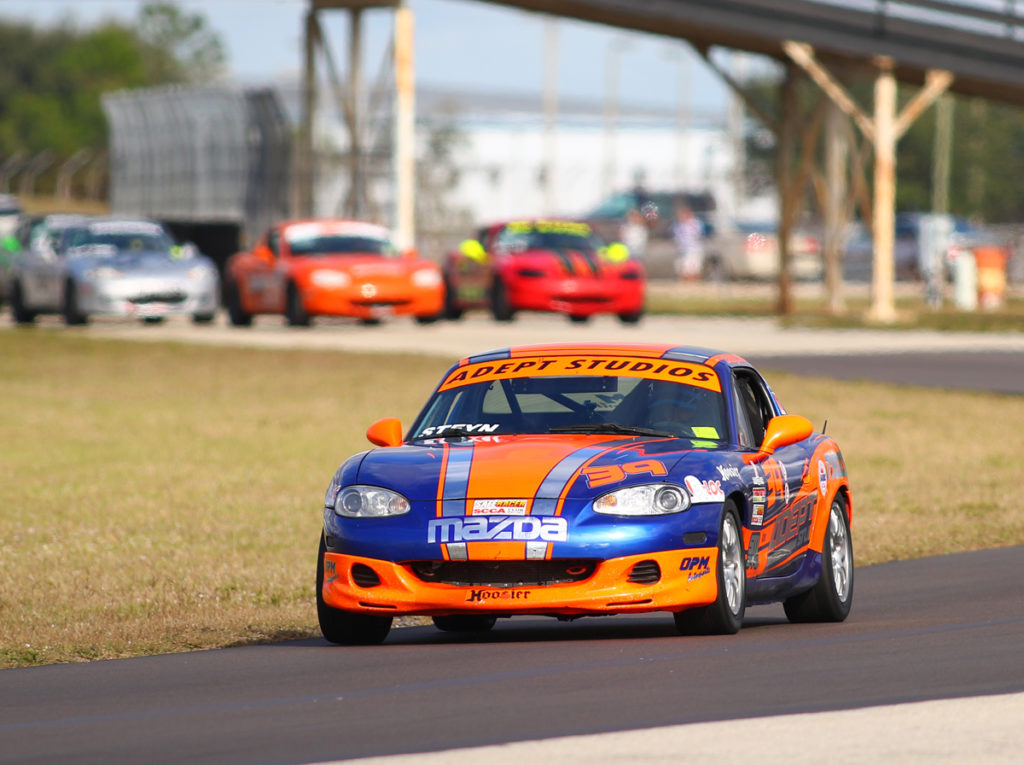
[186,264,217,280]
[411,268,442,288]
[333,485,410,518]
[88,266,123,280]
[593,483,690,516]
[311,269,351,288]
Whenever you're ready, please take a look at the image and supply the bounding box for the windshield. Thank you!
[493,221,603,255]
[67,222,174,253]
[409,354,728,442]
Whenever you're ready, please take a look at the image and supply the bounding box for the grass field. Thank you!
[1,329,1021,669]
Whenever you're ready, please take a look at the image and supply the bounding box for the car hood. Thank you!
[291,255,435,277]
[508,249,613,277]
[72,251,210,276]
[349,433,734,504]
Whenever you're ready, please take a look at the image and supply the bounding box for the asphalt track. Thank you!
[2,307,1023,764]
[1,546,1023,764]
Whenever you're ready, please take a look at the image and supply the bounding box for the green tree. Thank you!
[137,2,226,84]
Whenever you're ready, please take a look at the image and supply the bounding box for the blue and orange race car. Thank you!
[317,343,853,644]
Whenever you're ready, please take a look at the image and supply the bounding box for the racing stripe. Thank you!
[437,441,475,561]
[552,249,576,275]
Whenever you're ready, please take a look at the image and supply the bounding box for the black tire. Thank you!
[490,279,514,322]
[192,312,215,325]
[442,276,463,320]
[674,502,746,635]
[568,314,590,324]
[618,310,644,325]
[359,317,383,326]
[285,283,310,327]
[10,281,36,325]
[142,316,165,325]
[62,280,88,326]
[783,496,854,623]
[432,615,498,633]
[225,279,252,327]
[414,313,442,325]
[316,534,392,645]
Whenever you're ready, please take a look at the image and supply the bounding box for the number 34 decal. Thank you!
[582,459,667,488]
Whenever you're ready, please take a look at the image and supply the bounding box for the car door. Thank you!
[238,228,285,313]
[731,367,815,575]
[450,226,494,308]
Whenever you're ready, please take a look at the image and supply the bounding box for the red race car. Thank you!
[224,218,444,326]
[442,219,645,324]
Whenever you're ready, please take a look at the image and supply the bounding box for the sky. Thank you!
[0,0,741,117]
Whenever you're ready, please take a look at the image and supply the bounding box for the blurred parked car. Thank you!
[841,213,985,282]
[583,188,717,242]
[706,219,822,281]
[223,218,444,327]
[9,216,219,325]
[442,218,645,324]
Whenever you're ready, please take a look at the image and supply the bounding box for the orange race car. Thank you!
[224,218,444,326]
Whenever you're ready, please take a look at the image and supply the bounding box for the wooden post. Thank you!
[870,57,897,323]
[393,2,415,250]
[824,100,847,313]
[776,66,797,315]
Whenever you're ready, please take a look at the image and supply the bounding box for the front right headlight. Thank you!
[593,483,690,516]
[333,485,410,517]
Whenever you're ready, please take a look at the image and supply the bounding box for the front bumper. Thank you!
[78,276,219,318]
[321,546,720,617]
[507,276,644,316]
[302,282,444,320]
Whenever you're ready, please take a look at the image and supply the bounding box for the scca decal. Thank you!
[427,516,568,543]
[438,356,721,392]
[583,459,668,488]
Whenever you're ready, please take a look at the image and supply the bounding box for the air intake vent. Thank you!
[409,560,596,587]
[628,560,661,584]
[351,564,381,588]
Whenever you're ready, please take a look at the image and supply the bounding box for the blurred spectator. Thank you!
[673,204,704,281]
[618,208,648,260]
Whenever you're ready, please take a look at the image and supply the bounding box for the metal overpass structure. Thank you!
[304,0,1024,319]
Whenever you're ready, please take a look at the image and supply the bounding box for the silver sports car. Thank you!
[9,217,220,325]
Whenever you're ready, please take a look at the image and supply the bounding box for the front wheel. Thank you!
[316,534,392,645]
[10,281,36,325]
[490,279,514,322]
[192,312,215,325]
[783,496,854,623]
[225,279,252,327]
[62,280,88,325]
[285,283,310,327]
[618,310,644,325]
[674,502,745,635]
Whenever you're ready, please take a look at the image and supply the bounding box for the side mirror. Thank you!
[402,246,419,259]
[601,242,630,262]
[758,414,814,456]
[253,244,274,263]
[367,417,403,447]
[458,239,488,263]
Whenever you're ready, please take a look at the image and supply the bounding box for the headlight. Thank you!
[88,266,123,280]
[593,483,690,516]
[186,264,216,280]
[311,269,351,288]
[333,485,410,517]
[411,268,442,288]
